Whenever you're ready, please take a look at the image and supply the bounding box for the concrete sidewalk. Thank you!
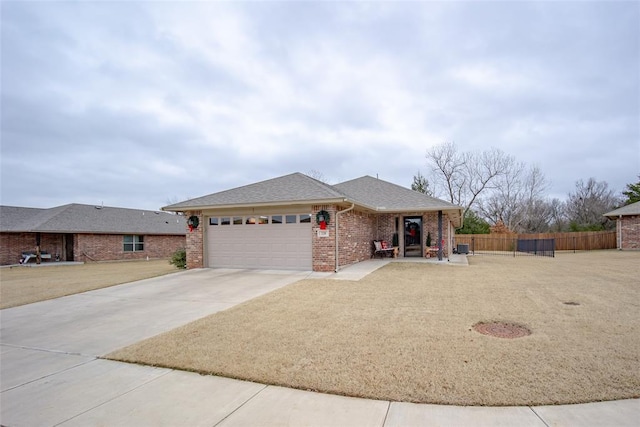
[1,265,638,426]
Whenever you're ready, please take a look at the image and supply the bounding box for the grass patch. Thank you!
[0,260,179,309]
[106,251,640,406]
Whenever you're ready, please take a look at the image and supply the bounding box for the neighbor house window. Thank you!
[124,235,144,252]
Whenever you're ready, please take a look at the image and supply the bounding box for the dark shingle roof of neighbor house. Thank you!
[0,204,186,235]
[603,201,640,218]
[163,172,463,227]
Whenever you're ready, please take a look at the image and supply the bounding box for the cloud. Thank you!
[1,1,638,211]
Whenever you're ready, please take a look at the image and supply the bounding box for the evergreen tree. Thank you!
[411,171,432,196]
[456,210,491,234]
[622,175,640,205]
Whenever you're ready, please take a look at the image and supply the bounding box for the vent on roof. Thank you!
[95,206,103,210]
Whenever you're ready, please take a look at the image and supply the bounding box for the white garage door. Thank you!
[207,214,312,270]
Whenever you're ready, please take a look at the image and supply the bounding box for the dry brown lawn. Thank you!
[0,260,179,309]
[106,251,640,406]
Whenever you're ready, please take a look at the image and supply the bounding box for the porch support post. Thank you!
[438,210,443,261]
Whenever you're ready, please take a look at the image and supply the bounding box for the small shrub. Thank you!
[169,248,186,269]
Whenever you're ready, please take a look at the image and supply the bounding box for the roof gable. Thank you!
[163,172,346,210]
[0,204,185,235]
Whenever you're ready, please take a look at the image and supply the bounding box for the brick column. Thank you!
[312,205,337,272]
[186,211,204,269]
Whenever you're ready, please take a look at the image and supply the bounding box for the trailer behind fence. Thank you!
[455,231,616,257]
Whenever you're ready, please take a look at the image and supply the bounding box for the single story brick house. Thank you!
[604,201,640,250]
[0,204,186,265]
[163,173,463,272]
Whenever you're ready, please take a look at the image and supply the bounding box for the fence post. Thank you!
[471,237,475,255]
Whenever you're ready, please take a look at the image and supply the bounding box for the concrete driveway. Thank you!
[1,265,638,426]
[0,268,315,425]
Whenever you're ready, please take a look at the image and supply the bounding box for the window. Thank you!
[258,216,268,224]
[246,217,256,224]
[300,214,311,223]
[271,215,283,224]
[124,235,144,252]
[209,218,218,226]
[286,215,297,224]
[233,217,243,225]
[221,217,231,225]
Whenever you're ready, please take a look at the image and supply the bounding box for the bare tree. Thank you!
[478,164,556,232]
[477,162,526,230]
[164,196,192,214]
[565,178,620,230]
[307,169,330,184]
[427,141,466,205]
[547,198,568,231]
[427,142,514,217]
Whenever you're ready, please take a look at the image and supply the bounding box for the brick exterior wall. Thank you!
[185,210,204,269]
[0,233,64,265]
[1,232,184,265]
[376,214,398,245]
[620,215,640,249]
[337,208,377,268]
[75,234,184,262]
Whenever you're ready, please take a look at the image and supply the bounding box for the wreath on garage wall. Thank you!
[187,215,200,232]
[316,210,330,230]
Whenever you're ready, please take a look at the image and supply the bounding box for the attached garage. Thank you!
[206,213,312,270]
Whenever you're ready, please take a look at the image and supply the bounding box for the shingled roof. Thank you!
[0,204,186,235]
[163,172,346,210]
[334,176,461,211]
[604,201,640,218]
[163,172,463,227]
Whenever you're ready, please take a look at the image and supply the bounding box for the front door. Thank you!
[64,234,74,261]
[404,216,422,257]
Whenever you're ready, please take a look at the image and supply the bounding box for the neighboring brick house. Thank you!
[163,173,464,272]
[604,201,640,250]
[0,204,186,265]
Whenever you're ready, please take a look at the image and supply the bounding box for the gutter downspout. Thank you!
[438,210,443,261]
[335,203,355,273]
[618,215,622,250]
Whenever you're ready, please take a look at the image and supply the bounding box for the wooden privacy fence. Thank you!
[455,231,616,253]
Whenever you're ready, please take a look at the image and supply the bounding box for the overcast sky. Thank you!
[2,1,638,211]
